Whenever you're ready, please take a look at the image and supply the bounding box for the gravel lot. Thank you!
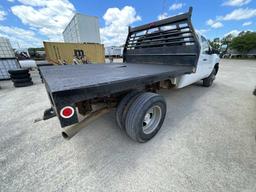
[0,59,255,192]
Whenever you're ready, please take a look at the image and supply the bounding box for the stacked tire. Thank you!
[8,69,33,88]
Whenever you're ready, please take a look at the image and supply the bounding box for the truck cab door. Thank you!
[174,35,216,89]
[198,36,214,78]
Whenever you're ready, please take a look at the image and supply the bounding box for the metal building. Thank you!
[63,13,101,44]
[0,37,19,80]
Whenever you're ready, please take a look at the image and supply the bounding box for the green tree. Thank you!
[221,34,234,52]
[230,32,256,53]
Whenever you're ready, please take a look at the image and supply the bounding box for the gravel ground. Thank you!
[0,59,255,192]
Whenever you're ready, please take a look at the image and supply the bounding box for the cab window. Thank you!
[201,36,210,54]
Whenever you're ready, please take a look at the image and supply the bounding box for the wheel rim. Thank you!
[142,105,162,134]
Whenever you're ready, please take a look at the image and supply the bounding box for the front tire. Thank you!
[125,92,166,142]
[203,68,216,87]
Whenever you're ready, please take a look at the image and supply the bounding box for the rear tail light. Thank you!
[60,106,74,118]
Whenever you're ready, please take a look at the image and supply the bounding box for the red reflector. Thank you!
[60,106,74,118]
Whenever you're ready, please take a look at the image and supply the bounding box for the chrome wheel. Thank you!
[142,105,162,134]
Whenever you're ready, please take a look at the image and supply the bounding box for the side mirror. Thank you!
[212,49,220,55]
[206,48,213,55]
[207,48,219,55]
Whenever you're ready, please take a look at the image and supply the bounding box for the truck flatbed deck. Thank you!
[41,7,202,130]
[40,63,193,93]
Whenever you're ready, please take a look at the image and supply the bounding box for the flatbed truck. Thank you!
[40,7,220,142]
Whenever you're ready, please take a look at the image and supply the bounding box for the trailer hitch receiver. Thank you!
[43,107,56,120]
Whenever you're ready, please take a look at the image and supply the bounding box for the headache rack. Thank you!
[123,7,200,68]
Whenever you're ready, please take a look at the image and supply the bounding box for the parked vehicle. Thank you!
[40,7,220,142]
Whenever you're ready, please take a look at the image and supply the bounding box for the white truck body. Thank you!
[175,34,220,88]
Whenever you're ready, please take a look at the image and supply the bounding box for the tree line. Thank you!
[208,31,256,56]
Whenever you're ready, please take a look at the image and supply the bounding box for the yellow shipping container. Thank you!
[43,41,105,64]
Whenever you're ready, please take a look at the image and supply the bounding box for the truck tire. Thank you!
[12,77,32,83]
[203,68,216,87]
[14,81,33,87]
[10,74,30,79]
[8,69,29,75]
[125,92,166,142]
[116,90,142,130]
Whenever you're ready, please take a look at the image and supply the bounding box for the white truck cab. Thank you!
[176,34,220,88]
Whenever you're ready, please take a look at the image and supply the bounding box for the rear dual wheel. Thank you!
[116,91,166,142]
[116,90,143,130]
